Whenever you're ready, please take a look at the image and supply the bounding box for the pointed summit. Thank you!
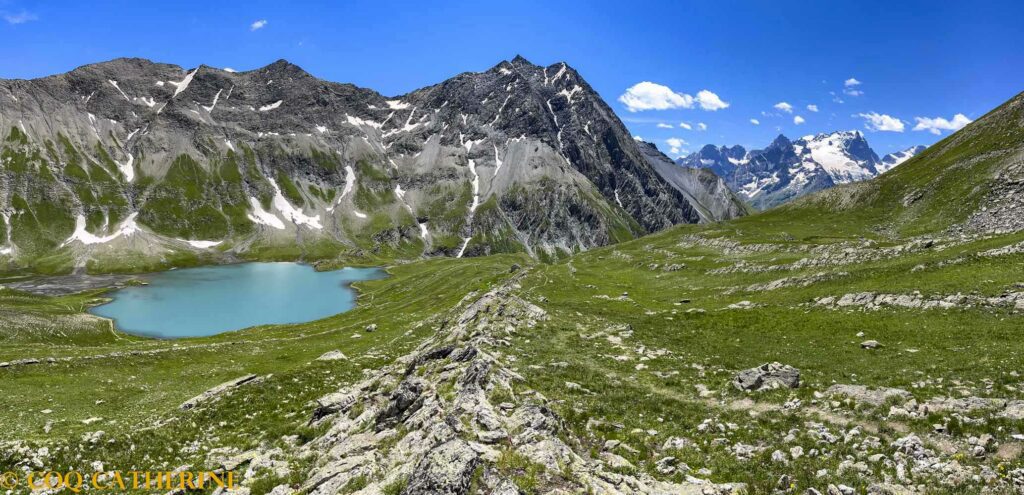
[768,134,792,150]
[510,54,534,66]
[260,59,311,78]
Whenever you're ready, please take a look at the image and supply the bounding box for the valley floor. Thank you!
[2,218,1024,494]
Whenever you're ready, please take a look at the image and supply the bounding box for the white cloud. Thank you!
[793,115,806,125]
[250,19,268,31]
[774,102,793,113]
[665,137,688,154]
[618,82,693,112]
[3,10,38,24]
[913,113,972,135]
[750,119,760,125]
[678,122,692,130]
[697,122,707,131]
[633,135,644,142]
[617,82,727,112]
[843,88,864,97]
[656,123,674,129]
[857,112,905,132]
[830,92,845,104]
[807,104,819,112]
[844,78,862,87]
[695,90,729,111]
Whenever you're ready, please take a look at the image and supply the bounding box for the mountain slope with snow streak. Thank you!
[0,56,743,270]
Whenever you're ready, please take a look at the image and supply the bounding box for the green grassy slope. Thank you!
[747,90,1024,239]
[1,91,1023,494]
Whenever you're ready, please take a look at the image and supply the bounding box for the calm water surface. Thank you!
[88,263,384,338]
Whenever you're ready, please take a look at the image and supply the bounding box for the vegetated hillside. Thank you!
[0,56,745,273]
[739,90,1024,239]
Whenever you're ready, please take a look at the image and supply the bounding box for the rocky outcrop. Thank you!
[814,290,1024,311]
[180,374,261,410]
[298,279,742,494]
[825,384,912,407]
[733,362,801,391]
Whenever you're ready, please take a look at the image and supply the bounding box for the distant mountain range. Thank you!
[676,131,925,209]
[0,56,745,271]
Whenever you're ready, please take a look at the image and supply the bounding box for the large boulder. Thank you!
[402,439,480,495]
[733,362,800,391]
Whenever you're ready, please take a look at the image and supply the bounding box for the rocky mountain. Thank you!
[636,141,749,221]
[878,145,927,174]
[0,56,745,271]
[677,131,925,209]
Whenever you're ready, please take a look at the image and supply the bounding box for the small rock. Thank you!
[476,429,507,444]
[654,456,677,474]
[600,452,635,470]
[315,350,348,361]
[861,340,881,349]
[662,436,693,451]
[565,381,593,394]
[733,362,801,391]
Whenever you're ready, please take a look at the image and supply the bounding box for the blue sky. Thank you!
[2,0,1022,156]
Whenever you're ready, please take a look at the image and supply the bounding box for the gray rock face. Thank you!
[636,141,748,222]
[733,362,800,391]
[677,132,924,210]
[402,439,480,495]
[0,56,744,268]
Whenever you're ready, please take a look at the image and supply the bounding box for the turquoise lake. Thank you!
[88,263,385,338]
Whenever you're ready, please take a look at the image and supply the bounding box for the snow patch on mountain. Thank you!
[247,198,286,230]
[259,100,283,111]
[62,213,141,246]
[268,178,322,229]
[878,145,927,174]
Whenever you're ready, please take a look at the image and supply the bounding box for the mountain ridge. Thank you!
[0,56,745,271]
[677,131,925,209]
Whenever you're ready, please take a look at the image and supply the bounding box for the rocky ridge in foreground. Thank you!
[296,279,742,494]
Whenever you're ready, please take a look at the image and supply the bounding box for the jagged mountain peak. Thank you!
[802,129,864,142]
[679,130,925,209]
[878,144,927,173]
[509,54,536,67]
[249,58,317,82]
[767,134,792,150]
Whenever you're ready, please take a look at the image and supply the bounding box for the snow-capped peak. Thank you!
[794,130,878,183]
[878,145,927,174]
[678,130,925,209]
